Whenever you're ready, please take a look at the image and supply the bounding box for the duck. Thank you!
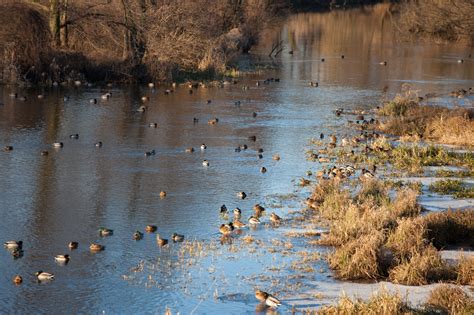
[233,219,246,228]
[89,98,97,104]
[13,275,22,285]
[159,191,167,198]
[3,241,22,250]
[310,81,319,87]
[219,223,234,235]
[101,92,112,100]
[69,134,79,139]
[149,123,158,128]
[37,94,45,99]
[257,154,263,159]
[52,142,63,148]
[35,271,54,281]
[11,249,24,259]
[137,105,147,112]
[185,147,194,153]
[208,118,219,125]
[172,233,184,242]
[200,144,207,150]
[220,205,228,214]
[68,241,78,250]
[54,254,70,264]
[95,141,103,147]
[141,96,149,102]
[260,167,267,173]
[233,207,242,217]
[145,225,157,233]
[270,212,282,224]
[240,144,248,150]
[321,58,325,62]
[248,136,257,142]
[255,290,281,308]
[379,61,387,66]
[133,231,144,240]
[253,204,265,216]
[99,227,113,236]
[202,160,210,167]
[156,234,168,246]
[272,154,280,161]
[248,216,261,225]
[89,243,104,251]
[18,96,27,101]
[148,82,155,88]
[193,117,198,123]
[237,191,247,199]
[3,145,13,151]
[360,168,375,179]
[252,112,258,117]
[9,92,17,98]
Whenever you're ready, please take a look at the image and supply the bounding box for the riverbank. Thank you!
[286,87,474,313]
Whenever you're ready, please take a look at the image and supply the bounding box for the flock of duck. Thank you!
[2,75,383,310]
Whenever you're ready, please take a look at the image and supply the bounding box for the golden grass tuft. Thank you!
[456,255,474,286]
[317,288,410,314]
[426,285,474,315]
[328,231,384,280]
[388,246,455,285]
[386,218,427,260]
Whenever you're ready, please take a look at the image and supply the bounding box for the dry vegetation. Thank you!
[0,0,288,84]
[376,85,474,147]
[396,0,474,43]
[307,178,474,285]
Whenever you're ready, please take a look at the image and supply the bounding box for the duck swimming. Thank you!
[219,223,234,235]
[89,243,104,251]
[13,275,22,285]
[133,231,144,240]
[68,241,78,250]
[145,225,157,233]
[99,227,113,237]
[35,271,54,281]
[172,233,184,242]
[54,254,70,264]
[3,241,22,250]
[248,216,261,225]
[255,290,281,308]
[156,234,168,246]
[237,191,247,199]
[270,212,282,224]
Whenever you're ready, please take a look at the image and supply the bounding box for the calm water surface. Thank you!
[1,5,473,314]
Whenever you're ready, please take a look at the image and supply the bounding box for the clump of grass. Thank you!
[429,179,474,199]
[426,114,474,147]
[435,169,474,178]
[426,285,474,315]
[422,209,474,249]
[317,288,411,314]
[456,255,474,285]
[310,179,351,220]
[386,218,427,261]
[390,187,421,217]
[328,231,384,280]
[389,246,455,285]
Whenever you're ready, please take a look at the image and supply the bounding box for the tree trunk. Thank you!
[59,0,68,48]
[49,0,60,47]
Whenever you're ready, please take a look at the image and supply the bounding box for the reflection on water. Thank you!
[0,5,473,314]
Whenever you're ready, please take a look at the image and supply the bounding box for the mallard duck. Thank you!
[41,150,49,156]
[202,160,210,167]
[89,243,104,251]
[101,92,112,100]
[68,241,78,250]
[149,123,158,128]
[185,147,194,153]
[260,167,267,173]
[270,212,282,224]
[99,227,113,237]
[3,241,22,250]
[160,191,167,198]
[220,204,228,214]
[133,231,144,240]
[37,94,45,99]
[13,275,22,285]
[137,105,147,112]
[360,168,375,179]
[145,225,157,233]
[54,254,70,263]
[11,249,24,259]
[272,154,280,161]
[89,98,97,104]
[253,204,265,215]
[141,96,149,102]
[248,135,257,141]
[95,141,103,147]
[19,96,27,101]
[52,142,63,148]
[200,144,207,150]
[257,154,263,159]
[3,145,13,151]
[69,134,79,139]
[148,82,155,88]
[9,93,17,98]
[240,144,248,150]
[35,271,54,281]
[156,234,168,246]
[233,219,246,228]
[379,61,387,65]
[172,233,184,242]
[248,216,261,225]
[310,81,318,87]
[255,290,281,308]
[233,207,241,216]
[237,191,247,199]
[219,223,234,235]
[208,118,218,125]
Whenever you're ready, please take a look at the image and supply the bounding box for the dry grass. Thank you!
[456,255,474,286]
[426,285,474,315]
[328,231,384,280]
[422,209,474,249]
[388,246,455,285]
[386,218,427,261]
[317,288,411,314]
[376,86,474,147]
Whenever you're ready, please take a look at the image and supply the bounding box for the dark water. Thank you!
[1,4,473,314]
